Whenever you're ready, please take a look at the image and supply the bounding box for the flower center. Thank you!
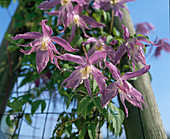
[61,0,70,6]
[41,37,50,51]
[73,14,80,26]
[110,0,119,5]
[80,66,92,80]
[95,41,105,51]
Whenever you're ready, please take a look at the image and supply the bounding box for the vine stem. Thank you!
[110,10,114,34]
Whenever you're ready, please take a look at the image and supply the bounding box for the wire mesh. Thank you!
[0,77,126,139]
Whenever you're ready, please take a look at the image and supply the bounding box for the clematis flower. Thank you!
[113,24,160,70]
[154,39,170,57]
[11,19,78,73]
[93,0,135,20]
[39,0,87,28]
[100,62,150,117]
[82,37,117,62]
[57,51,107,97]
[45,4,106,41]
[135,22,155,35]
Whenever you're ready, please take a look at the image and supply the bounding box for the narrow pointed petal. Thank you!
[42,20,53,36]
[51,36,79,52]
[101,83,118,107]
[122,65,150,80]
[82,37,97,46]
[106,62,121,80]
[11,32,43,40]
[122,24,130,41]
[119,93,128,117]
[81,15,106,28]
[84,79,92,97]
[45,11,59,16]
[38,0,61,10]
[61,69,82,90]
[56,53,87,65]
[72,0,86,6]
[74,4,83,15]
[137,36,161,47]
[112,44,126,65]
[89,51,107,64]
[91,66,106,96]
[36,50,49,73]
[69,25,77,43]
[49,42,61,55]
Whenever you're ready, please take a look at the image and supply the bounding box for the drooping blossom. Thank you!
[39,0,87,30]
[154,39,170,57]
[82,37,117,63]
[46,4,106,41]
[34,71,52,87]
[100,62,150,117]
[57,51,107,97]
[11,20,78,73]
[113,24,160,70]
[93,0,135,20]
[135,22,155,35]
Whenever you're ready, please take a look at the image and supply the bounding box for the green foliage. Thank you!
[31,100,46,115]
[106,35,114,45]
[88,122,97,139]
[77,96,91,119]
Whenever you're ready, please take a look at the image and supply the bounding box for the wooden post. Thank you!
[114,7,167,139]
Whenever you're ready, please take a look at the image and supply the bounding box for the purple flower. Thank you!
[83,37,117,62]
[93,0,135,20]
[11,20,78,73]
[45,4,106,41]
[57,51,107,97]
[39,0,87,29]
[113,24,160,70]
[34,71,52,87]
[154,39,170,57]
[135,22,155,35]
[101,62,150,117]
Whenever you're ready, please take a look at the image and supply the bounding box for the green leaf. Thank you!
[65,122,72,135]
[108,109,114,122]
[75,84,88,95]
[7,45,19,52]
[31,100,41,115]
[20,94,32,104]
[66,93,76,109]
[93,79,98,92]
[77,96,91,119]
[109,103,124,123]
[112,116,121,137]
[41,100,46,113]
[93,97,103,112]
[8,99,22,111]
[88,122,96,139]
[113,27,120,37]
[71,35,83,46]
[6,115,13,127]
[79,125,88,139]
[25,114,32,124]
[106,36,114,45]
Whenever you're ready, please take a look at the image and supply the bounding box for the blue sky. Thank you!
[0,0,169,137]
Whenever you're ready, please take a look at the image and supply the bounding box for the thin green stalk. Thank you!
[110,10,114,34]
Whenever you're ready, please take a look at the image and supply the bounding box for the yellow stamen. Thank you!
[73,15,80,26]
[110,0,119,5]
[40,37,50,51]
[61,0,69,6]
[80,66,92,80]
